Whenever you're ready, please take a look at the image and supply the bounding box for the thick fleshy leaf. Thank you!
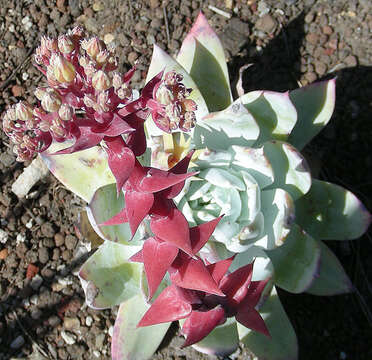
[288,79,336,150]
[238,286,298,360]
[206,255,235,285]
[87,184,142,245]
[79,241,142,309]
[41,143,114,202]
[138,285,193,326]
[231,145,274,189]
[190,318,239,357]
[143,237,179,299]
[259,188,295,249]
[190,216,224,255]
[265,224,321,293]
[104,136,135,193]
[150,208,192,255]
[125,190,154,237]
[52,127,104,154]
[295,179,371,240]
[102,113,134,137]
[146,44,208,136]
[236,307,269,337]
[262,141,311,201]
[170,254,224,296]
[177,12,232,111]
[239,91,297,146]
[193,102,259,150]
[182,307,226,347]
[306,240,353,295]
[139,168,197,193]
[112,295,170,360]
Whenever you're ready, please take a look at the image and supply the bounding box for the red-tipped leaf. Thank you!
[206,255,235,285]
[100,207,128,226]
[236,307,270,338]
[190,216,223,254]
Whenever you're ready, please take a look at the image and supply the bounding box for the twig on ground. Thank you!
[208,5,232,19]
[163,4,170,47]
[0,46,35,91]
[12,310,50,358]
[236,63,254,97]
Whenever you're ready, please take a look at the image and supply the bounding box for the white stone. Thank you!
[16,233,26,245]
[30,274,43,290]
[0,229,8,244]
[85,316,93,327]
[108,325,114,337]
[61,330,76,345]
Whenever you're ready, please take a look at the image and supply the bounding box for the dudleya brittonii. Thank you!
[3,12,370,360]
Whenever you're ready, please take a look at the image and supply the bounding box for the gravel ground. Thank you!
[0,1,371,359]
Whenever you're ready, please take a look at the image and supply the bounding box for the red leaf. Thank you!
[143,237,179,299]
[137,285,192,327]
[150,208,192,255]
[162,151,195,199]
[206,255,235,285]
[125,190,154,236]
[181,307,226,347]
[129,249,143,262]
[190,216,223,254]
[52,128,104,154]
[170,254,224,296]
[236,307,270,338]
[100,113,134,137]
[219,263,254,304]
[243,278,270,308]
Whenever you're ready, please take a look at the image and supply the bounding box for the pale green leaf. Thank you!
[176,12,232,111]
[239,286,298,360]
[265,224,321,293]
[79,241,142,309]
[288,79,336,150]
[295,179,371,240]
[41,142,114,202]
[112,295,170,360]
[306,240,353,295]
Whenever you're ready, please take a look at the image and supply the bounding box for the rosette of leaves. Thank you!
[33,13,370,360]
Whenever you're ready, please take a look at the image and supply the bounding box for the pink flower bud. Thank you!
[38,119,50,132]
[15,102,33,121]
[92,70,111,91]
[68,26,85,41]
[50,54,76,83]
[96,50,110,65]
[58,35,75,54]
[41,89,62,112]
[83,94,96,109]
[112,72,123,89]
[34,87,47,101]
[81,37,105,59]
[58,104,73,121]
[156,84,174,105]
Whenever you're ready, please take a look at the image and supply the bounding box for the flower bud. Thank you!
[68,26,85,41]
[58,104,73,121]
[50,124,66,138]
[23,134,38,150]
[58,35,75,54]
[96,50,110,65]
[81,37,104,59]
[156,84,174,105]
[34,87,47,101]
[38,119,50,132]
[83,94,96,109]
[15,102,33,121]
[112,72,123,89]
[92,70,111,91]
[50,54,76,83]
[41,89,62,112]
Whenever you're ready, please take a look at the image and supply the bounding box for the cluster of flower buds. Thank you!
[150,70,197,133]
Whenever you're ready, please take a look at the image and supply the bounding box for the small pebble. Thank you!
[30,274,43,290]
[61,330,76,345]
[10,335,25,349]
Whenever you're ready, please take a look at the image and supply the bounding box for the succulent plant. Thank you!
[2,12,371,360]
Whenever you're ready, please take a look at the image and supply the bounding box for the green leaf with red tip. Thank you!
[288,79,336,150]
[87,184,143,245]
[41,142,114,202]
[150,208,193,255]
[79,241,142,309]
[193,102,260,150]
[190,318,239,357]
[306,240,353,296]
[265,224,321,293]
[146,44,208,136]
[112,294,170,360]
[238,286,298,360]
[295,179,371,240]
[177,12,232,111]
[239,91,297,146]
